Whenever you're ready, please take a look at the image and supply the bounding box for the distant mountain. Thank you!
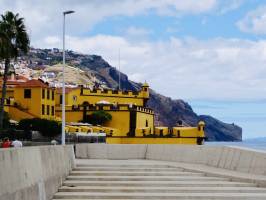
[19,48,242,141]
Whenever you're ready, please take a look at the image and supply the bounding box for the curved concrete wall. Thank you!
[146,145,266,175]
[76,144,266,175]
[0,145,74,200]
[76,143,147,159]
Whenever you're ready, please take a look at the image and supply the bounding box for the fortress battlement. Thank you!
[81,87,147,98]
[56,103,154,114]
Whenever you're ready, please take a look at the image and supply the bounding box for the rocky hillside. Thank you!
[199,115,242,141]
[20,48,242,141]
[147,90,242,141]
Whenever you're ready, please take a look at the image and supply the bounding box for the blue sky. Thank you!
[88,1,264,40]
[80,0,266,41]
[1,0,266,138]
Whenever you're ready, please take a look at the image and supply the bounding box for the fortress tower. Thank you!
[141,82,149,107]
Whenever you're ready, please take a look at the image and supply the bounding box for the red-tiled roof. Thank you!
[15,75,29,81]
[15,79,49,88]
[0,75,29,86]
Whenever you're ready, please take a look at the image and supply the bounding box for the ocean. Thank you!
[206,141,266,151]
[188,99,266,139]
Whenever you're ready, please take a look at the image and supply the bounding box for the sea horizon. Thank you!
[206,138,266,151]
[189,99,266,140]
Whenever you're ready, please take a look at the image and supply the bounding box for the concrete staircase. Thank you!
[53,162,266,200]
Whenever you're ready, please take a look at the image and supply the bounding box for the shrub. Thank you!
[3,111,10,129]
[85,110,112,125]
[18,118,61,138]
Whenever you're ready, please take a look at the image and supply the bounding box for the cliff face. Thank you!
[23,48,242,141]
[199,115,242,141]
[147,90,242,141]
[148,90,198,127]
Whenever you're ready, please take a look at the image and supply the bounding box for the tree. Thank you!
[85,110,112,125]
[0,11,30,129]
[2,111,10,129]
[18,118,61,138]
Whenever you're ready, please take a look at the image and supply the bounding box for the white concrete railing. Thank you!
[0,145,75,200]
[76,143,147,160]
[76,144,266,176]
[2,144,266,200]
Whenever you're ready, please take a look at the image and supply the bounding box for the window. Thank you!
[51,106,55,116]
[60,95,62,104]
[52,90,54,100]
[146,120,148,127]
[47,90,50,100]
[42,89,45,99]
[47,105,50,115]
[73,95,77,102]
[24,89,31,98]
[160,130,163,137]
[42,104,45,115]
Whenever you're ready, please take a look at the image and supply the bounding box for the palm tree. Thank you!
[0,11,30,129]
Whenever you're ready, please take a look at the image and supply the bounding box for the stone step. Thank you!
[73,167,184,172]
[55,162,265,200]
[58,186,266,193]
[52,198,217,200]
[53,192,266,199]
[63,180,256,187]
[66,175,229,181]
[76,164,172,168]
[69,171,204,176]
[52,197,249,200]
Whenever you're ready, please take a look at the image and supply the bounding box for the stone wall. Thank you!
[0,145,75,200]
[146,145,266,175]
[76,144,266,175]
[76,143,147,159]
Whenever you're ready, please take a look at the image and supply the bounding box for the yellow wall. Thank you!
[56,110,83,123]
[55,103,153,137]
[106,137,201,144]
[102,111,130,136]
[135,127,151,137]
[14,87,42,117]
[155,127,169,136]
[13,87,55,120]
[7,106,35,121]
[1,82,205,146]
[53,85,152,136]
[172,124,204,138]
[136,111,154,135]
[40,88,56,120]
[56,86,149,108]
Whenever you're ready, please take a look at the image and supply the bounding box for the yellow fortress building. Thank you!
[1,76,205,145]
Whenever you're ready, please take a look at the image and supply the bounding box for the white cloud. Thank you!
[1,0,264,100]
[44,36,61,46]
[216,0,245,14]
[0,0,217,43]
[237,5,266,35]
[124,26,152,40]
[35,34,266,100]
